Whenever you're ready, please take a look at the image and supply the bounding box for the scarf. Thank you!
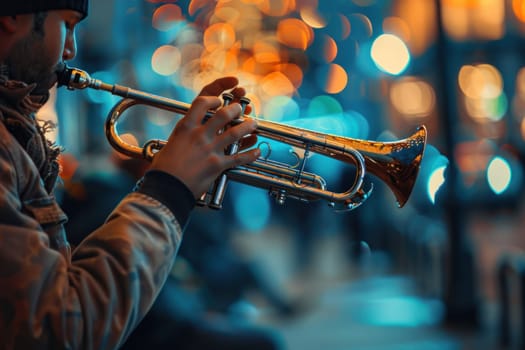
[0,76,61,193]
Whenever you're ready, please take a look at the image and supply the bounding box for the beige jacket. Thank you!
[0,77,193,349]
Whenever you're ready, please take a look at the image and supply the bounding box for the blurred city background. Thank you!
[38,0,525,348]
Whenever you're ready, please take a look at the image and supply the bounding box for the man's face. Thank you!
[5,10,82,95]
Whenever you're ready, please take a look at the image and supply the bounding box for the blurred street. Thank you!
[230,217,511,350]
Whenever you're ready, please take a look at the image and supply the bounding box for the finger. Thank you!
[216,118,258,150]
[239,134,258,150]
[199,77,239,97]
[183,95,222,127]
[203,103,243,137]
[230,86,246,98]
[225,148,261,169]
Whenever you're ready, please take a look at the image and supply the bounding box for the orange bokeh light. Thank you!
[300,5,327,29]
[322,35,338,63]
[324,64,347,94]
[276,63,303,89]
[152,4,184,31]
[203,23,236,51]
[257,0,296,17]
[188,0,213,16]
[513,0,525,22]
[276,18,314,50]
[201,49,239,73]
[261,71,296,97]
[58,153,79,180]
[253,40,281,64]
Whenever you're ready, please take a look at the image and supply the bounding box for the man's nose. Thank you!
[62,34,77,61]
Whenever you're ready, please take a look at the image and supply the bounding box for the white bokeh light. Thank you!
[427,165,446,204]
[371,34,410,75]
[487,156,512,195]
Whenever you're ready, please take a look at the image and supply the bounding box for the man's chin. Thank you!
[32,75,58,95]
[37,64,62,92]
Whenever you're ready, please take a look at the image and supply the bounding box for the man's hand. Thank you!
[149,77,260,198]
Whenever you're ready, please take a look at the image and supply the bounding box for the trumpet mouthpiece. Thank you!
[56,64,92,90]
[56,63,73,87]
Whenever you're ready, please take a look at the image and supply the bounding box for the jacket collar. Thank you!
[0,75,49,115]
[0,75,60,194]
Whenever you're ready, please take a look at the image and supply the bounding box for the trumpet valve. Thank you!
[239,97,250,114]
[222,93,234,106]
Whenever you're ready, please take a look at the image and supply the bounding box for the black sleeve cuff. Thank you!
[137,170,195,227]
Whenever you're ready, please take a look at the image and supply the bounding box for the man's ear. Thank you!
[0,16,18,34]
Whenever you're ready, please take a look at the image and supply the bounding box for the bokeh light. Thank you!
[390,77,436,119]
[152,4,184,31]
[299,3,327,29]
[252,39,280,64]
[277,18,315,50]
[276,63,304,89]
[306,95,343,119]
[428,166,446,204]
[151,45,181,76]
[464,93,507,123]
[458,64,507,122]
[487,156,512,194]
[442,0,505,41]
[391,0,436,56]
[262,95,300,122]
[316,64,348,94]
[458,64,503,99]
[58,153,79,180]
[414,144,449,205]
[310,35,338,63]
[203,22,236,51]
[513,0,525,22]
[256,0,295,17]
[515,67,525,98]
[348,13,374,40]
[371,34,410,75]
[324,14,351,40]
[260,72,296,98]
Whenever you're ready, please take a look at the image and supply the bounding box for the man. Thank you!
[0,1,261,348]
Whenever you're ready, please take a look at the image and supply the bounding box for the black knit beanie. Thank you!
[0,0,89,19]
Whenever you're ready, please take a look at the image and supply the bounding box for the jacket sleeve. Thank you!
[0,135,195,349]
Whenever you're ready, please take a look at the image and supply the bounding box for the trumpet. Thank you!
[57,65,427,212]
